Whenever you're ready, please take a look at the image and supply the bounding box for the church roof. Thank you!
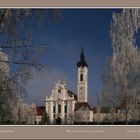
[93,107,110,113]
[74,102,92,111]
[67,90,77,100]
[36,106,45,116]
[77,48,88,67]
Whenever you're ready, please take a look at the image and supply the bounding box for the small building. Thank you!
[74,102,93,123]
[93,106,121,123]
[36,106,45,124]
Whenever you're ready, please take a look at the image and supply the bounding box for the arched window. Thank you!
[65,105,67,113]
[53,106,55,113]
[80,74,83,81]
[58,104,61,113]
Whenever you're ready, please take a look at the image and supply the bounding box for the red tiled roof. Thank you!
[36,106,45,116]
[75,102,92,111]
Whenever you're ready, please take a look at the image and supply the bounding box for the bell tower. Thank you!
[77,48,88,103]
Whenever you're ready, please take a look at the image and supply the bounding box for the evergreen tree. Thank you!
[40,111,50,125]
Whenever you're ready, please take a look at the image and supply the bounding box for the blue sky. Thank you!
[26,9,123,107]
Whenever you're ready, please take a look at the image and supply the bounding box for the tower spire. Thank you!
[80,47,85,61]
[77,48,88,67]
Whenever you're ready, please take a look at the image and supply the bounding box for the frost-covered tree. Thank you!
[99,9,140,124]
[68,112,75,125]
[96,106,101,123]
[110,107,116,123]
[17,100,36,124]
[0,51,19,124]
[74,112,82,124]
[98,59,125,107]
[0,9,61,124]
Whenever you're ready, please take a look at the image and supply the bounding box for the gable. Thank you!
[46,81,76,101]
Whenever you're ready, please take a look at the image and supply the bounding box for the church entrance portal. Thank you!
[56,117,62,125]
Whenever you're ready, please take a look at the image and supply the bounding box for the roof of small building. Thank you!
[100,107,110,113]
[36,106,45,116]
[75,102,92,111]
[93,106,121,113]
[67,90,77,100]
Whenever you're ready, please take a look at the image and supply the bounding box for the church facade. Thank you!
[45,48,93,124]
[45,81,76,124]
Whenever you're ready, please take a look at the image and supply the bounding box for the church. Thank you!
[35,49,131,125]
[44,48,93,124]
[35,48,140,125]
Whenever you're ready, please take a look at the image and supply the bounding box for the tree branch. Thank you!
[0,45,47,49]
[0,60,43,66]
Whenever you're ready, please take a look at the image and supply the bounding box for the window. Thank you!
[58,104,61,113]
[53,106,55,113]
[80,74,83,81]
[53,114,55,119]
[65,105,67,113]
